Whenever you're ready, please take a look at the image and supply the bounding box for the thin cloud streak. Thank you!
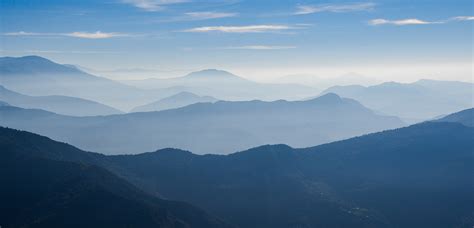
[222,45,296,50]
[295,2,375,15]
[183,25,299,33]
[185,11,238,20]
[451,16,474,21]
[2,49,123,54]
[121,0,190,12]
[67,31,127,39]
[3,31,128,39]
[369,18,438,26]
[369,15,474,26]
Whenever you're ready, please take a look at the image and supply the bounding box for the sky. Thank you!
[1,0,473,82]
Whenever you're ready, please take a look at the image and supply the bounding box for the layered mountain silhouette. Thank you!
[275,72,379,91]
[0,56,322,110]
[0,56,170,110]
[323,80,473,122]
[132,92,218,112]
[436,108,474,127]
[0,93,404,154]
[122,69,317,101]
[0,85,122,116]
[0,108,472,227]
[0,127,232,228]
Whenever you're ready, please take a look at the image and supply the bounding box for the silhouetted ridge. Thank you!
[184,69,241,79]
[323,80,473,121]
[0,118,473,227]
[308,92,342,103]
[0,94,404,154]
[0,55,82,75]
[436,108,474,127]
[0,127,234,228]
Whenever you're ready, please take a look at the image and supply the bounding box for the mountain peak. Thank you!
[170,91,200,99]
[1,55,52,64]
[184,69,239,79]
[309,93,343,103]
[0,85,19,95]
[0,55,81,75]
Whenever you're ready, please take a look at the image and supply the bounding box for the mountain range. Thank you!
[0,108,472,227]
[274,72,379,91]
[0,56,157,111]
[121,69,317,101]
[323,80,473,122]
[0,85,122,116]
[132,91,218,112]
[0,56,322,111]
[0,93,404,154]
[435,108,473,127]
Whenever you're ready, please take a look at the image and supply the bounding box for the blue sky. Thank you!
[1,0,473,81]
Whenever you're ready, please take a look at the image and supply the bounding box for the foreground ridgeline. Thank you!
[0,109,472,227]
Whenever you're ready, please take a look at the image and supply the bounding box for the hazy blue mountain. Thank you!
[0,85,122,116]
[121,69,318,101]
[183,69,241,79]
[0,93,404,154]
[0,101,9,106]
[1,118,472,227]
[274,72,379,91]
[323,79,474,122]
[0,56,173,110]
[132,91,218,112]
[0,127,232,228]
[436,108,474,127]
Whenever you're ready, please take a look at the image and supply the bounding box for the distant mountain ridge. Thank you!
[183,69,241,79]
[0,55,80,75]
[323,79,473,121]
[1,56,322,110]
[436,108,474,127]
[121,68,318,101]
[0,56,170,111]
[0,93,404,154]
[132,92,218,112]
[275,72,379,91]
[0,85,122,116]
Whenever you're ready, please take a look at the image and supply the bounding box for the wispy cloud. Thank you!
[3,31,43,36]
[3,31,128,39]
[121,0,189,12]
[451,16,474,21]
[2,49,122,54]
[222,45,296,50]
[369,15,474,26]
[66,31,126,39]
[183,25,299,33]
[368,18,438,26]
[295,2,375,15]
[184,11,238,20]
